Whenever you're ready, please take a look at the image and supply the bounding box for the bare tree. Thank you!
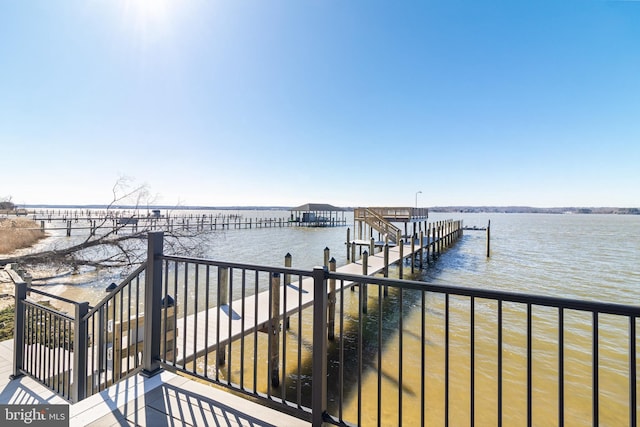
[0,196,15,211]
[0,178,211,273]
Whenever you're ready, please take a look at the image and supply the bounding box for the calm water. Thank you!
[30,211,640,425]
[33,210,640,305]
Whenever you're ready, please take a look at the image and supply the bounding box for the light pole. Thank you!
[415,191,422,208]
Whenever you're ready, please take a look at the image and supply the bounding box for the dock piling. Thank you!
[217,267,229,366]
[399,239,404,279]
[487,220,491,257]
[284,254,292,329]
[383,244,389,297]
[361,251,368,314]
[410,235,415,274]
[419,230,424,269]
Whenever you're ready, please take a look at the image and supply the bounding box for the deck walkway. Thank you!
[174,238,430,365]
[0,339,309,426]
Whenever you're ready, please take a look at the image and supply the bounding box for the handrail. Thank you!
[361,208,401,243]
[354,207,429,221]
[327,270,640,316]
[12,231,640,426]
[85,263,147,318]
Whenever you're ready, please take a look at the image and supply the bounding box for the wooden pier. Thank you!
[27,205,347,236]
[30,212,301,236]
[161,220,463,370]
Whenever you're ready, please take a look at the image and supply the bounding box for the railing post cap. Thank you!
[162,294,175,308]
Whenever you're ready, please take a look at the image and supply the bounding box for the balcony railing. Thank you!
[11,232,640,426]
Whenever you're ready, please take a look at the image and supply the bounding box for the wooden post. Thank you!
[399,239,404,279]
[346,228,351,261]
[487,220,491,258]
[324,247,330,268]
[370,237,375,256]
[410,233,415,274]
[432,223,437,261]
[419,230,424,269]
[270,272,281,388]
[218,267,229,365]
[383,244,389,297]
[361,251,368,313]
[426,223,431,262]
[284,253,292,285]
[383,243,389,278]
[66,220,71,237]
[351,240,356,263]
[328,258,336,340]
[284,253,291,329]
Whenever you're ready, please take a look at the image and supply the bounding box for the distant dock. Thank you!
[26,203,347,236]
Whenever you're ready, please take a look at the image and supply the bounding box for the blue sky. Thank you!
[1,0,638,208]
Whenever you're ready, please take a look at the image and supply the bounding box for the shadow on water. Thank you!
[275,237,470,419]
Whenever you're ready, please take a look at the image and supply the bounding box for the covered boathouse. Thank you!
[290,203,347,227]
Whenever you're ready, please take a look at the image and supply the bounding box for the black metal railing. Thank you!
[82,264,148,397]
[11,231,640,427]
[322,272,639,426]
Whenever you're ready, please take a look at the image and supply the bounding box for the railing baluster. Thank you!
[253,270,259,394]
[527,303,532,427]
[297,274,303,408]
[215,266,223,375]
[559,307,565,427]
[358,278,363,427]
[445,293,450,427]
[630,316,637,427]
[471,297,475,427]
[182,262,189,373]
[339,278,345,422]
[239,269,245,388]
[377,281,383,426]
[421,290,426,427]
[593,312,599,427]
[173,261,179,369]
[193,264,199,374]
[498,300,503,427]
[228,268,234,383]
[204,265,211,378]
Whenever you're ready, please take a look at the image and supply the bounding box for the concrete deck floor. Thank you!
[0,340,310,426]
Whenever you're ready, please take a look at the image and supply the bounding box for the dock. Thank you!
[5,213,470,426]
[173,235,437,366]
[23,203,348,236]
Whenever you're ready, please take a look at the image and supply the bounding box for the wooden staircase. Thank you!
[354,208,402,244]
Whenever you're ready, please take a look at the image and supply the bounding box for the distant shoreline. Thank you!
[13,205,640,215]
[429,206,640,215]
